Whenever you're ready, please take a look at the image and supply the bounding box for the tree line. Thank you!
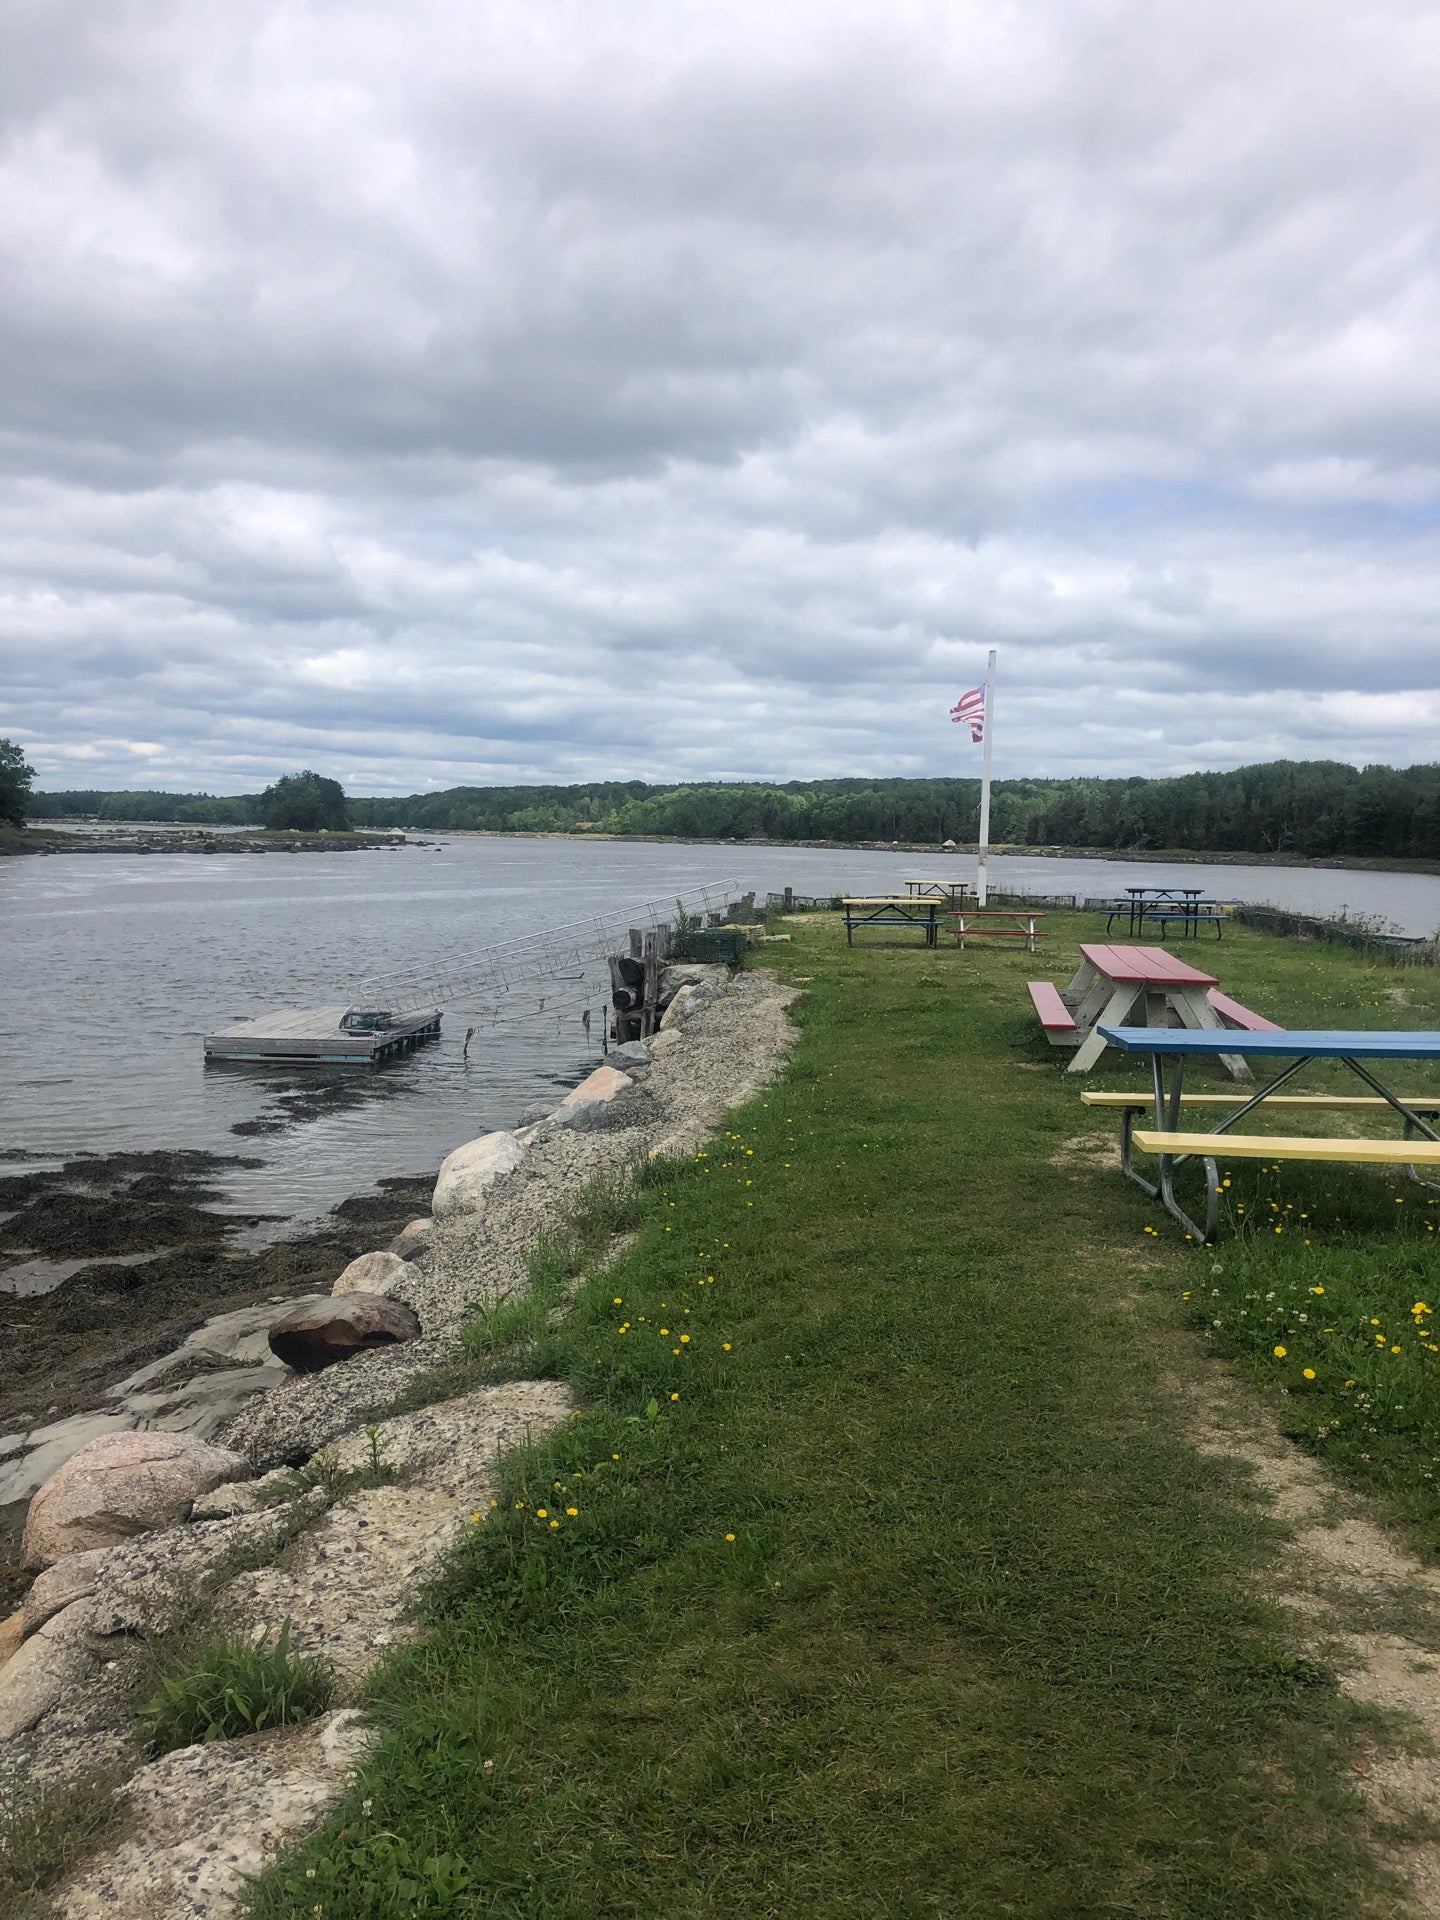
[14,757,1440,858]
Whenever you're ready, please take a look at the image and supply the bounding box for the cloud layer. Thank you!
[2,0,1438,791]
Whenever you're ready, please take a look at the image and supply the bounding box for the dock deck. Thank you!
[203,1006,442,1063]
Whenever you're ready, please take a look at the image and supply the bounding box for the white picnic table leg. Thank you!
[1068,982,1145,1073]
[1168,988,1251,1081]
[1061,959,1096,1009]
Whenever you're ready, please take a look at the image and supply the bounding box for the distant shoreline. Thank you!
[5,820,1439,878]
[405,827,1440,880]
[0,825,414,857]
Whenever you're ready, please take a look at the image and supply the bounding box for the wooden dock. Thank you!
[203,1006,442,1063]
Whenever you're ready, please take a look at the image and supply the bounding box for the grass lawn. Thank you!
[247,912,1440,1919]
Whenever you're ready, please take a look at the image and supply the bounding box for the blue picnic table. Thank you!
[1093,1025,1440,1241]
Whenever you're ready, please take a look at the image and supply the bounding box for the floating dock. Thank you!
[203,1006,442,1063]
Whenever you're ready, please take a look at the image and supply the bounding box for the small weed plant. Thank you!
[138,1619,334,1752]
[267,1425,397,1505]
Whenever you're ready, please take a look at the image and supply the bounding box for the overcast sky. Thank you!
[1,0,1437,795]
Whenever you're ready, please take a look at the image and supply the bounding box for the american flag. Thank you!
[950,686,984,742]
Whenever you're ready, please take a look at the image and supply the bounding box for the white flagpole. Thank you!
[975,648,997,906]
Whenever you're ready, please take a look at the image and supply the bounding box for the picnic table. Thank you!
[1103,887,1229,940]
[902,877,969,905]
[949,908,1045,953]
[842,896,946,947]
[1090,1025,1440,1241]
[1030,943,1247,1077]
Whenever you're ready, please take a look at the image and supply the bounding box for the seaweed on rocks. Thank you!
[0,1155,435,1441]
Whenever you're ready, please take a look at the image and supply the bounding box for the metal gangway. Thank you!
[341,878,741,1022]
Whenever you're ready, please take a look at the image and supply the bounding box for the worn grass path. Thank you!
[250,916,1427,1919]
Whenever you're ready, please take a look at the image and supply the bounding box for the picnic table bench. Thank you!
[948,909,1045,953]
[1027,944,1248,1076]
[1091,1024,1440,1241]
[842,897,945,947]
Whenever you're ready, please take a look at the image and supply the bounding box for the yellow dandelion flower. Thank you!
[1302,1369,1316,1380]
[725,1533,735,1542]
[1273,1345,1287,1358]
[536,1508,547,1518]
[723,1342,732,1351]
[550,1519,559,1528]
[670,1392,680,1401]
[566,1507,578,1516]
[680,1333,690,1343]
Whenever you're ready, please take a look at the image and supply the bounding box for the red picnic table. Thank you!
[1029,943,1249,1078]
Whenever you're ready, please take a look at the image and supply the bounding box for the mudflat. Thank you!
[0,1149,432,1601]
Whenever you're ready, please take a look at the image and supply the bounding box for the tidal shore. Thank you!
[0,963,795,1917]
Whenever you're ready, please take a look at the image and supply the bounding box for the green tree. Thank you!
[259,770,351,832]
[0,739,35,828]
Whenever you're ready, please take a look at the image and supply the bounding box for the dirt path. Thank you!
[1182,1366,1440,1910]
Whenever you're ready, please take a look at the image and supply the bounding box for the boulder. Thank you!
[516,1099,557,1128]
[608,1040,651,1069]
[540,1065,635,1134]
[0,1609,22,1672]
[386,1218,432,1261]
[22,1432,251,1570]
[0,1410,138,1509]
[268,1295,422,1373]
[432,1130,525,1219]
[659,984,702,1031]
[546,1099,609,1133]
[659,963,722,1004]
[22,1546,111,1634]
[559,1065,632,1110]
[331,1250,416,1298]
[0,1598,99,1737]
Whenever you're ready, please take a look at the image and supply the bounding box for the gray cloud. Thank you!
[1,0,1437,792]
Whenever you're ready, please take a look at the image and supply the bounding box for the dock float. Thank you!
[203,1005,442,1064]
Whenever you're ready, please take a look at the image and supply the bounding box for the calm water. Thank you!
[3,836,1437,1229]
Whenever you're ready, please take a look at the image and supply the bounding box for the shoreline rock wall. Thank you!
[0,965,799,1918]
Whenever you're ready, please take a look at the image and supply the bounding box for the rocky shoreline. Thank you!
[0,962,798,1917]
[1,827,428,858]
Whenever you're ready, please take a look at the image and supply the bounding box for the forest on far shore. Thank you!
[23,758,1440,861]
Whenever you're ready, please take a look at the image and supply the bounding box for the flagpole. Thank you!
[975,648,996,907]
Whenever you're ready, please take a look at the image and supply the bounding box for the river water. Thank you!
[4,835,1437,1231]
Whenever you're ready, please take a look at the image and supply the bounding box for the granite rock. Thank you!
[0,1598,100,1738]
[330,1250,417,1298]
[22,1548,112,1635]
[431,1130,525,1219]
[268,1295,423,1372]
[386,1217,433,1260]
[22,1432,251,1569]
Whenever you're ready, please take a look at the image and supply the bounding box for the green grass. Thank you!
[138,1619,334,1752]
[0,1766,131,1917]
[245,913,1440,1919]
